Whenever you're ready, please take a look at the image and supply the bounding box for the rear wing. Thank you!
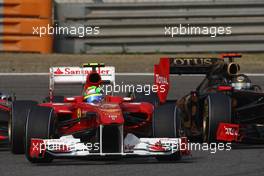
[49,66,115,100]
[154,54,241,103]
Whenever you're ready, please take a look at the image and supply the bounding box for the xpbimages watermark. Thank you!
[31,142,100,153]
[165,24,232,38]
[32,24,100,37]
[100,82,166,95]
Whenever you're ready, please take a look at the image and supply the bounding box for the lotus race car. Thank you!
[9,63,189,163]
[154,54,264,144]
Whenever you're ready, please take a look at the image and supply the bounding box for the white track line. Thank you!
[117,73,264,76]
[0,73,263,76]
[0,73,49,76]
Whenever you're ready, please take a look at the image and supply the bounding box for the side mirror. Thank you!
[64,97,77,103]
[123,97,132,102]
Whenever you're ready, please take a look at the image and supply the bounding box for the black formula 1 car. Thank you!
[154,54,264,144]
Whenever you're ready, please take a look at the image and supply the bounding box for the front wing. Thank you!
[29,135,190,159]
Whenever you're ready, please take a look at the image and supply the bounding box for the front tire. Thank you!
[25,106,55,163]
[153,101,182,161]
[202,93,232,143]
[10,100,38,154]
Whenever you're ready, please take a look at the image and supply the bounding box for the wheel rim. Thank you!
[8,114,12,145]
[202,100,209,142]
[8,107,13,147]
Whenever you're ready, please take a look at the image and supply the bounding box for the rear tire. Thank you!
[25,106,55,163]
[10,100,38,154]
[153,101,182,161]
[202,93,232,143]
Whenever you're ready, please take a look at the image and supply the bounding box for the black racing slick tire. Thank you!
[153,101,182,161]
[153,101,181,138]
[10,100,38,154]
[25,106,55,163]
[202,93,232,143]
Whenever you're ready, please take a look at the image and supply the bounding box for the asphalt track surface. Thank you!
[0,75,264,176]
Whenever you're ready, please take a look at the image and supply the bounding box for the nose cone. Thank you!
[98,103,124,125]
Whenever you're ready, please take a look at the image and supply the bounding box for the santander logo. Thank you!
[53,67,112,75]
[54,68,64,75]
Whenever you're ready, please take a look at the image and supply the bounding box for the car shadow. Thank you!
[35,156,196,166]
[231,143,264,150]
[0,144,9,152]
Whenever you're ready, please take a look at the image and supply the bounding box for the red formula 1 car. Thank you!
[154,54,264,144]
[9,63,189,163]
[0,94,12,144]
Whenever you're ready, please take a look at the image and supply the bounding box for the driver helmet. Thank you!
[231,75,251,90]
[83,86,103,103]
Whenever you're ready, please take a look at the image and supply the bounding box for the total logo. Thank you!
[155,74,169,85]
[53,68,111,75]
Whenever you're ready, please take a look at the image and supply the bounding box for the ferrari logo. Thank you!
[77,108,82,118]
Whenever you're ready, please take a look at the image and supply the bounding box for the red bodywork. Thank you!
[42,69,154,138]
[39,95,153,137]
[0,99,10,142]
[154,58,170,103]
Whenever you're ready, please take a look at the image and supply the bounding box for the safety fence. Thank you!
[0,0,53,53]
[1,0,264,54]
[54,0,264,54]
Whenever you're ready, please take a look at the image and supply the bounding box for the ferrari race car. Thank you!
[9,63,189,163]
[0,93,12,144]
[154,54,264,144]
